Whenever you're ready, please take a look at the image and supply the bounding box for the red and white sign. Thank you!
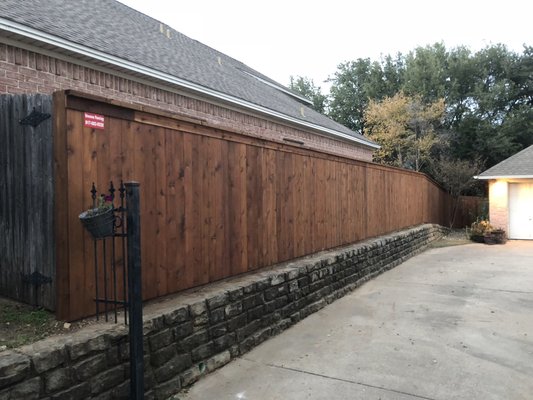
[84,112,105,130]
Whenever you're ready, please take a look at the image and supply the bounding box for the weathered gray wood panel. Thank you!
[0,94,55,310]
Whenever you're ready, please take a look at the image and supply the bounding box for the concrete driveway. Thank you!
[180,241,533,400]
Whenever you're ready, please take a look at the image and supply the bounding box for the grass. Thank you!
[0,298,60,349]
[1,304,51,325]
[0,297,100,350]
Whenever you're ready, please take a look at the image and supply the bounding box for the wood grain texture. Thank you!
[0,94,55,310]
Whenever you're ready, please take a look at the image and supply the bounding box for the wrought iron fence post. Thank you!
[126,182,144,399]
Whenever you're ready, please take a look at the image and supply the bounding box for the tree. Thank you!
[430,156,484,227]
[450,44,527,165]
[364,92,445,171]
[381,53,405,97]
[403,43,448,102]
[510,45,533,107]
[444,46,479,128]
[328,59,371,133]
[288,76,327,114]
[325,43,532,170]
[328,58,399,133]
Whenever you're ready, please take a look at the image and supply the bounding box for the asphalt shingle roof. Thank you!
[478,145,533,178]
[0,0,376,147]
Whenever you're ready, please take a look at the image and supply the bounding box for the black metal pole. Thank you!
[126,182,144,399]
[112,233,118,323]
[119,181,128,324]
[103,240,108,322]
[94,240,99,320]
[91,184,100,320]
[110,182,118,323]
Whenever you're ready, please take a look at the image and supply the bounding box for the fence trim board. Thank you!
[62,91,446,186]
[53,91,71,318]
[64,89,207,126]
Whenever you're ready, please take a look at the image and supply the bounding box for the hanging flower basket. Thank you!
[79,194,116,239]
[79,207,116,239]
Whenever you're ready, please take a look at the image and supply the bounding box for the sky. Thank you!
[119,0,532,92]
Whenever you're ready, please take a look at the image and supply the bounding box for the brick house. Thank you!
[476,145,533,239]
[0,0,378,160]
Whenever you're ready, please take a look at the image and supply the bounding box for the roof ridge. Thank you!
[478,145,533,178]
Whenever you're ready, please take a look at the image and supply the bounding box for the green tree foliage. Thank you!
[447,45,530,165]
[327,43,533,170]
[510,46,533,105]
[288,76,328,114]
[403,43,448,102]
[327,59,395,133]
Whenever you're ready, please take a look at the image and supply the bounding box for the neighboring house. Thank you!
[476,145,533,239]
[0,0,378,160]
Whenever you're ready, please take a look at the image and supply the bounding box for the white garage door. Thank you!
[509,183,533,239]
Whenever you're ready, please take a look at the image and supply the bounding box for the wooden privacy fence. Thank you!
[454,196,488,228]
[52,91,452,321]
[0,94,55,310]
[1,92,457,320]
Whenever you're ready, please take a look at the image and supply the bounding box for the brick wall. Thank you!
[0,224,446,400]
[0,43,373,161]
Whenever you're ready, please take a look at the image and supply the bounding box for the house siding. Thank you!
[488,180,509,230]
[0,43,373,161]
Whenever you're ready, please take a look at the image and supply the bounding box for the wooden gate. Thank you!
[0,94,55,309]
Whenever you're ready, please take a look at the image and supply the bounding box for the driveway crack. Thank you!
[241,357,439,400]
[392,281,533,295]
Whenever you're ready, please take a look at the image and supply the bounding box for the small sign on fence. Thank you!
[84,112,105,130]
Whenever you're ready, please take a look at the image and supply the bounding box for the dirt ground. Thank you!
[0,297,98,351]
[429,228,472,248]
[0,229,473,352]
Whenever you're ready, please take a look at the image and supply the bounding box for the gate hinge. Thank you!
[22,271,52,286]
[19,107,51,128]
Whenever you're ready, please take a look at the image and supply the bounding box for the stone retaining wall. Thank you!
[0,224,447,400]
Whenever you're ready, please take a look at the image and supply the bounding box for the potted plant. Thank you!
[469,219,492,243]
[79,195,116,239]
[484,228,507,245]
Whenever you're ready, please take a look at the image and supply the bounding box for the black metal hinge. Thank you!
[19,107,51,128]
[22,271,52,286]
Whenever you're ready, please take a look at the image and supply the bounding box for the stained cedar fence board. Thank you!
[0,94,55,310]
[51,91,453,321]
[454,196,488,228]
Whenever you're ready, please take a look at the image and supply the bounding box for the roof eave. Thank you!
[475,175,533,180]
[0,17,379,150]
